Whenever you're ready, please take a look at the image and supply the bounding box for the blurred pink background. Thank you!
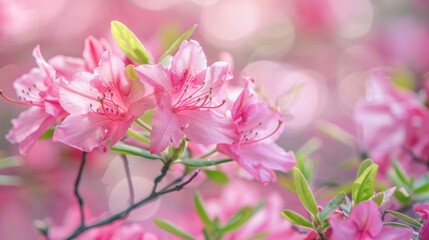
[1,0,429,239]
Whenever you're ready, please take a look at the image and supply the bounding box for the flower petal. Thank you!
[171,40,207,85]
[179,109,236,145]
[150,108,184,153]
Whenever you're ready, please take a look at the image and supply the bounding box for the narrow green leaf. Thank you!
[0,156,22,169]
[319,192,346,221]
[295,153,314,182]
[385,210,422,228]
[111,21,151,64]
[352,164,378,204]
[357,159,373,178]
[392,159,411,188]
[316,120,356,147]
[221,206,255,233]
[293,168,319,219]
[125,65,139,81]
[293,168,319,218]
[159,24,197,62]
[372,192,384,206]
[245,232,270,240]
[281,210,313,229]
[383,222,414,228]
[193,192,212,229]
[111,142,161,160]
[204,169,228,184]
[154,219,194,240]
[177,158,232,167]
[414,174,429,194]
[0,175,21,185]
[39,128,54,139]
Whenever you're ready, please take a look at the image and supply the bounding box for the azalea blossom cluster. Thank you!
[354,72,429,176]
[2,25,295,185]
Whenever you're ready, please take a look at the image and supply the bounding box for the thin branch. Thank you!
[74,152,87,226]
[64,163,199,240]
[121,154,134,205]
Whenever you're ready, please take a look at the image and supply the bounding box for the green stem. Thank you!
[127,129,150,144]
[135,119,152,132]
[198,149,217,160]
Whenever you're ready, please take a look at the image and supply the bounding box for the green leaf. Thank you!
[316,120,356,147]
[111,21,151,64]
[372,187,396,206]
[414,174,429,194]
[176,158,232,167]
[281,210,313,229]
[159,24,197,62]
[0,175,21,185]
[0,156,21,169]
[295,152,314,182]
[111,142,161,160]
[293,168,319,219]
[220,204,262,233]
[383,222,414,229]
[391,159,411,188]
[319,192,346,221]
[193,192,212,229]
[245,232,270,240]
[394,187,412,205]
[39,128,54,139]
[385,210,422,228]
[154,219,194,240]
[356,159,373,178]
[204,169,228,184]
[372,192,384,206]
[125,65,139,81]
[352,164,378,204]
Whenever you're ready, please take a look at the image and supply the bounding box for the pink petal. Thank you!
[6,107,57,155]
[32,45,56,83]
[171,40,207,85]
[232,142,295,184]
[136,64,172,95]
[150,108,184,153]
[49,55,85,80]
[53,113,113,152]
[179,109,236,145]
[375,226,413,240]
[83,36,110,71]
[350,201,383,237]
[96,51,129,95]
[329,216,358,240]
[58,72,100,115]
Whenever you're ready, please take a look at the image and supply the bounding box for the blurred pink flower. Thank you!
[329,201,413,240]
[217,78,296,184]
[354,72,429,175]
[49,206,158,240]
[4,46,68,155]
[54,51,153,152]
[137,40,236,153]
[414,203,429,240]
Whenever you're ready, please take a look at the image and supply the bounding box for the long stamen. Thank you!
[0,89,43,107]
[241,120,283,145]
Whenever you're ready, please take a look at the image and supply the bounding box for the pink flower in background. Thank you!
[49,206,158,240]
[217,78,296,184]
[354,72,429,175]
[137,40,236,153]
[329,201,413,240]
[49,36,112,80]
[4,46,67,155]
[414,203,429,240]
[54,51,153,152]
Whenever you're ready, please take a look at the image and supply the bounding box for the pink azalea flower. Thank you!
[217,78,296,185]
[414,203,429,240]
[329,201,413,240]
[2,46,67,155]
[49,36,112,80]
[53,51,153,152]
[354,72,429,175]
[136,40,236,153]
